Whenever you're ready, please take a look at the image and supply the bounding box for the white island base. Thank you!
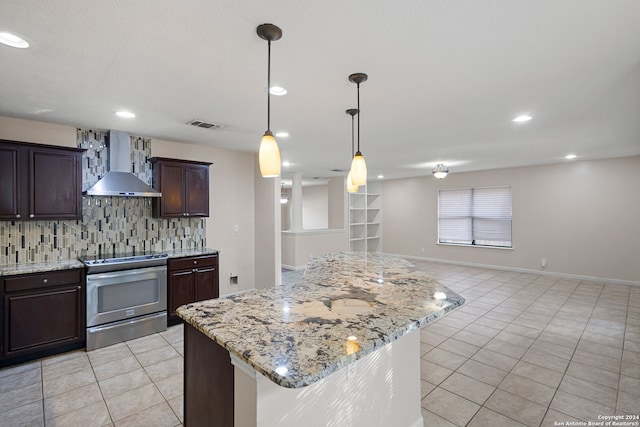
[232,329,423,427]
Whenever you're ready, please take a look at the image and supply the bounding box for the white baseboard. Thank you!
[397,254,640,287]
[281,263,306,271]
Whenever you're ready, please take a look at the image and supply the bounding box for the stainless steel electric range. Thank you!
[79,253,169,351]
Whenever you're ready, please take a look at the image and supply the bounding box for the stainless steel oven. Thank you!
[81,253,168,351]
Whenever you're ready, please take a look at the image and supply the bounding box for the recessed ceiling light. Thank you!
[377,175,384,179]
[115,111,135,118]
[282,161,290,167]
[564,154,577,160]
[275,131,289,137]
[269,86,287,96]
[512,115,532,123]
[0,32,29,49]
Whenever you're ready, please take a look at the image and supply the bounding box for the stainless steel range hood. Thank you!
[85,131,161,197]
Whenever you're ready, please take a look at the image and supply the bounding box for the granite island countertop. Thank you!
[177,252,464,389]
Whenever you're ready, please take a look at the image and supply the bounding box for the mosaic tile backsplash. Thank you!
[0,129,206,264]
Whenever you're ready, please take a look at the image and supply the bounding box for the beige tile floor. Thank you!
[1,260,638,426]
[0,326,184,427]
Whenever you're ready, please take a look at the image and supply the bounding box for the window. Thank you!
[438,186,512,248]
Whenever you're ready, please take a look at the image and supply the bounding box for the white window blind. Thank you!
[438,186,512,248]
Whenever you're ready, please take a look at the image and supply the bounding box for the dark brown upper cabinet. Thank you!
[150,157,212,218]
[0,140,84,221]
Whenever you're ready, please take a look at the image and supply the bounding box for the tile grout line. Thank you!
[87,349,116,427]
[535,279,608,425]
[615,283,631,414]
[40,360,45,426]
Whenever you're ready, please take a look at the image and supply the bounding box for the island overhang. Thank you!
[177,252,464,389]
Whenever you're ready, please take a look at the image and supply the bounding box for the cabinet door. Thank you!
[185,164,209,217]
[159,162,186,217]
[4,285,83,357]
[0,145,23,220]
[29,148,82,219]
[194,266,219,302]
[169,269,195,319]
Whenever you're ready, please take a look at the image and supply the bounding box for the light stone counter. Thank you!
[177,251,464,389]
[165,248,219,259]
[0,259,84,276]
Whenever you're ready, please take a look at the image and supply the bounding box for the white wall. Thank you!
[0,116,76,147]
[281,229,348,269]
[150,138,257,295]
[253,160,281,289]
[381,156,640,283]
[302,185,328,230]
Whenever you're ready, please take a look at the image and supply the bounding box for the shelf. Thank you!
[349,183,381,253]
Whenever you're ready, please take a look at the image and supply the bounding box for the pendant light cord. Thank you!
[267,39,271,131]
[356,83,361,152]
[351,113,355,157]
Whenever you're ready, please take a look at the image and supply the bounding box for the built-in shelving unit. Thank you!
[349,181,382,252]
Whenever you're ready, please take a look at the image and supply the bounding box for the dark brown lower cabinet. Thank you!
[185,323,234,427]
[168,254,219,324]
[1,269,85,364]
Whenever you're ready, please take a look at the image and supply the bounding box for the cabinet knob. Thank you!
[186,213,190,217]
[16,214,20,218]
[77,285,81,290]
[193,260,197,264]
[43,278,48,283]
[193,268,198,272]
[29,214,34,218]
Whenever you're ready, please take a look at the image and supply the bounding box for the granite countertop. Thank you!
[0,259,85,276]
[177,252,465,389]
[0,248,219,276]
[165,248,218,259]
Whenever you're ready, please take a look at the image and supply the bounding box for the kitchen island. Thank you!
[177,252,464,427]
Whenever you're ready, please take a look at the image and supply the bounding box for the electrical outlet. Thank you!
[234,225,239,233]
[421,247,425,253]
[541,258,547,268]
[184,227,191,236]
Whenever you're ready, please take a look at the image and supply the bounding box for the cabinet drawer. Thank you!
[169,255,218,271]
[4,269,83,293]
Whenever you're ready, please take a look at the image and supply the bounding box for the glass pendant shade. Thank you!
[346,171,359,193]
[259,131,281,177]
[350,151,367,186]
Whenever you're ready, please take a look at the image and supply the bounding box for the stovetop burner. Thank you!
[79,252,169,274]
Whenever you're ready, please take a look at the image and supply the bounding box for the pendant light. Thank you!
[348,73,368,186]
[346,108,359,193]
[280,183,289,204]
[432,164,449,179]
[257,23,283,178]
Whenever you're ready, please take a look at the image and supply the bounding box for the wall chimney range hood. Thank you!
[85,131,162,197]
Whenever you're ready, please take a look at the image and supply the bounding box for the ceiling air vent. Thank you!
[187,119,224,130]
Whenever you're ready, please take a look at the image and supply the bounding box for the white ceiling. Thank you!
[1,0,639,181]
